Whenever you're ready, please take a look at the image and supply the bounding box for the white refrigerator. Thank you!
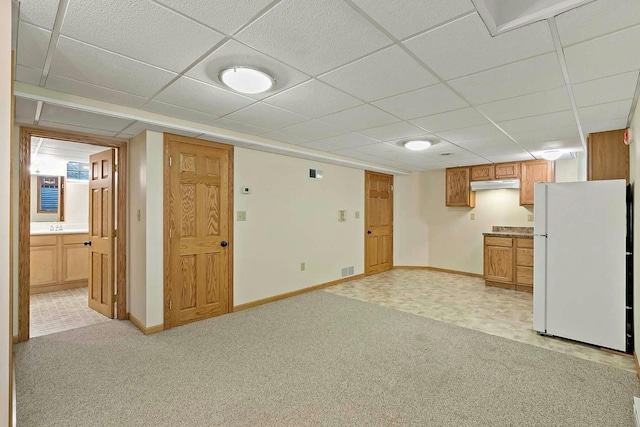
[532,180,628,352]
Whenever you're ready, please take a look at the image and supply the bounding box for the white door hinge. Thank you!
[391,185,394,191]
[168,300,172,310]
[169,156,172,167]
[169,229,172,239]
[113,163,118,173]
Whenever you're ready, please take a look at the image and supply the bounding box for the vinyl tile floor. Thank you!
[30,287,112,338]
[324,269,636,373]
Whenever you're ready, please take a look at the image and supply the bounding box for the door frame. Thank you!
[18,126,129,342]
[364,170,394,276]
[162,134,234,330]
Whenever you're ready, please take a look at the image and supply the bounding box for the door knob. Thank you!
[367,230,372,234]
[220,241,228,247]
[83,241,92,246]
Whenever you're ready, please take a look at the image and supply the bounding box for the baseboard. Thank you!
[12,336,18,344]
[129,313,164,335]
[635,352,640,382]
[30,281,87,295]
[394,266,484,278]
[234,273,365,312]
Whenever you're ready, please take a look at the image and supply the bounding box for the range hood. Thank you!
[470,179,520,191]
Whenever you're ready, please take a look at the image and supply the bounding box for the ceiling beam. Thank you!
[14,82,411,176]
[39,0,70,87]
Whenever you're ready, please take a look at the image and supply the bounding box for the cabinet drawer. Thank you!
[62,233,89,245]
[485,236,513,247]
[516,266,533,285]
[30,235,57,247]
[516,248,533,266]
[517,238,533,248]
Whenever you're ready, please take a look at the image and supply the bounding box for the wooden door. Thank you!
[587,129,629,183]
[520,160,554,205]
[484,237,514,284]
[365,171,393,276]
[446,167,475,207]
[88,149,115,318]
[165,135,233,329]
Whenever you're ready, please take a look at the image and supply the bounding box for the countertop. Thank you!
[483,231,533,238]
[31,230,89,236]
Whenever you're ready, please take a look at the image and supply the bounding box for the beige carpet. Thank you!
[15,291,640,426]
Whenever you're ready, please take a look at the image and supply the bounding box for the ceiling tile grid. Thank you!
[373,84,469,120]
[225,102,309,131]
[300,133,378,152]
[572,70,640,108]
[17,0,60,30]
[15,65,43,86]
[40,104,134,133]
[45,75,148,108]
[141,100,220,126]
[475,87,573,122]
[274,120,348,142]
[357,121,427,142]
[409,107,489,133]
[320,104,400,132]
[16,21,51,71]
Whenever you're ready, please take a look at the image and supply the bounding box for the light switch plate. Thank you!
[237,211,247,221]
[470,213,476,220]
[528,214,534,222]
[355,211,360,219]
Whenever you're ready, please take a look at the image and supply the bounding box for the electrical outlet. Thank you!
[237,211,247,221]
[137,209,141,222]
[470,213,476,220]
[300,262,305,272]
[528,214,534,222]
[355,211,360,219]
[338,210,346,221]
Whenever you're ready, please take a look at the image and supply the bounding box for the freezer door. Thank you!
[546,180,626,351]
[533,182,547,333]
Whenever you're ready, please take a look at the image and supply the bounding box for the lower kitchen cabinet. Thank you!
[484,236,533,292]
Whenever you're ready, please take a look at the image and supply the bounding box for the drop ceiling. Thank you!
[11,0,640,173]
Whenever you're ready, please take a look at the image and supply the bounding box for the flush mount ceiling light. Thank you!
[541,150,562,161]
[219,66,274,94]
[403,140,432,151]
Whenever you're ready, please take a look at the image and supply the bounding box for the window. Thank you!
[66,161,90,180]
[37,176,64,220]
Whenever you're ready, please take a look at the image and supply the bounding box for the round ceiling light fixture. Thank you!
[403,140,432,151]
[541,150,562,161]
[219,66,274,94]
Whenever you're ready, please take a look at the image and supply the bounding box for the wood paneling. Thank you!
[588,129,629,183]
[471,164,495,181]
[495,162,520,179]
[365,171,394,276]
[446,167,475,207]
[520,160,554,206]
[164,134,233,330]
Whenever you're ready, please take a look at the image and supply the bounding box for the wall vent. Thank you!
[309,169,323,179]
[341,266,355,277]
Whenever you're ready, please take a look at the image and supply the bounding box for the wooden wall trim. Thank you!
[129,313,164,335]
[18,126,129,342]
[234,274,365,312]
[394,266,484,279]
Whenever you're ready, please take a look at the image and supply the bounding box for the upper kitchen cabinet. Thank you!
[446,167,475,207]
[471,164,495,181]
[588,129,629,183]
[520,160,554,206]
[494,162,520,179]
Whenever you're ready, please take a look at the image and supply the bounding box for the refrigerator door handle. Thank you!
[534,234,547,237]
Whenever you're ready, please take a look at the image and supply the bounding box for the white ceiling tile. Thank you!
[352,0,474,40]
[16,21,50,70]
[39,139,105,153]
[420,141,473,156]
[456,138,528,156]
[235,0,391,75]
[509,126,581,145]
[277,120,346,141]
[449,53,566,104]
[260,130,313,145]
[476,87,572,122]
[155,77,255,117]
[154,0,274,34]
[573,70,640,108]
[212,117,270,135]
[15,65,42,85]
[38,120,119,137]
[578,99,633,123]
[62,0,224,72]
[564,25,640,84]
[373,84,468,120]
[265,80,362,118]
[141,100,220,126]
[15,115,35,126]
[498,110,577,135]
[357,121,426,142]
[320,104,399,131]
[332,148,388,162]
[404,14,554,80]
[436,124,506,143]
[300,133,378,152]
[50,37,177,98]
[186,40,310,100]
[197,134,255,149]
[15,98,38,120]
[18,0,59,30]
[349,142,398,155]
[318,46,438,102]
[410,107,489,133]
[484,153,536,163]
[517,137,583,152]
[40,104,133,133]
[225,103,308,131]
[45,75,147,108]
[582,119,629,135]
[556,0,640,46]
[118,122,201,138]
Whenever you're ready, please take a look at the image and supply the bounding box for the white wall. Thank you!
[64,181,89,224]
[128,132,147,324]
[145,131,164,327]
[1,0,12,422]
[394,172,429,266]
[233,148,364,305]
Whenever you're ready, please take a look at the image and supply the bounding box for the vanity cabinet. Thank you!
[30,233,89,294]
[446,167,475,207]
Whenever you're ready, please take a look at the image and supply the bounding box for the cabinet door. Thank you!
[30,246,58,286]
[62,244,89,282]
[471,164,495,181]
[588,129,629,183]
[495,162,520,179]
[520,160,554,206]
[484,245,514,283]
[446,167,475,207]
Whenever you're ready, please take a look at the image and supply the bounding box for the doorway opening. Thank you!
[18,127,128,342]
